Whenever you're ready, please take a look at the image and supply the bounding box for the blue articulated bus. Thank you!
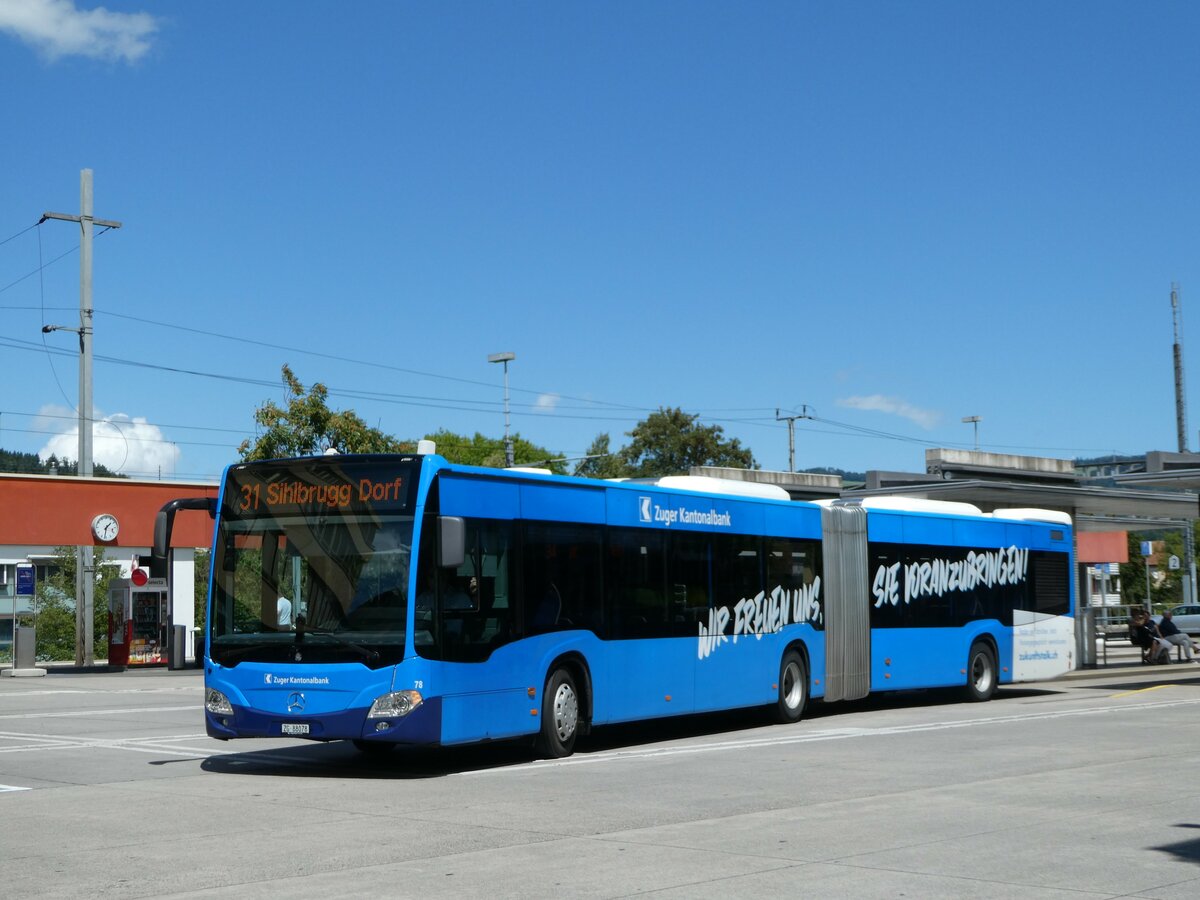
[161,449,1074,758]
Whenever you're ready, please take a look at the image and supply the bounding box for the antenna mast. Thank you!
[1172,283,1188,452]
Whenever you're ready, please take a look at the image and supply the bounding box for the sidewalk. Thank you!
[1065,636,1200,681]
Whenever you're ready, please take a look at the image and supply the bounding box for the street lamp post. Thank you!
[488,352,516,467]
[961,415,981,452]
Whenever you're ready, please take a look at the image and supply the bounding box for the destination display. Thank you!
[225,459,419,518]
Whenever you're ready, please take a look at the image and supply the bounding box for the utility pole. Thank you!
[775,406,812,472]
[1169,284,1197,603]
[41,170,122,666]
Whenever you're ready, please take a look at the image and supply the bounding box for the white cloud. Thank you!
[837,395,941,430]
[39,408,181,477]
[0,0,158,63]
[534,393,560,413]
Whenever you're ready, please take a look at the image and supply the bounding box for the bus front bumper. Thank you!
[205,695,443,745]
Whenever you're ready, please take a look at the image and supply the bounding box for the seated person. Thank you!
[528,581,562,632]
[444,576,477,611]
[1131,610,1172,664]
[415,573,477,611]
[1156,610,1198,662]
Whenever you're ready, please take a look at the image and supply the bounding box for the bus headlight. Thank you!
[367,690,423,719]
[205,689,234,715]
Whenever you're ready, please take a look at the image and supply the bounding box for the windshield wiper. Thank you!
[294,616,381,664]
[211,638,290,665]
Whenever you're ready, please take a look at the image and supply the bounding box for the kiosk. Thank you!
[107,577,169,666]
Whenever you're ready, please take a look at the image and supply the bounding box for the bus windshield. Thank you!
[208,458,420,669]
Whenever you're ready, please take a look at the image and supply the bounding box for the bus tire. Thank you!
[965,642,997,702]
[536,667,580,758]
[774,650,808,724]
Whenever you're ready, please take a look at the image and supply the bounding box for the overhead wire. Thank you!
[6,324,1141,462]
[0,221,39,249]
[2,230,1142,466]
[97,309,653,411]
[37,223,78,414]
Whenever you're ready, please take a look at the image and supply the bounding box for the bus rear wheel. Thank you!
[774,650,808,724]
[535,668,579,758]
[964,642,997,702]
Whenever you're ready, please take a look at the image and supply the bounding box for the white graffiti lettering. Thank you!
[696,579,822,660]
[871,546,1029,608]
[697,606,730,659]
[871,562,902,608]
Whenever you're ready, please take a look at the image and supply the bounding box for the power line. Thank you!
[0,244,78,295]
[0,408,250,437]
[5,329,1146,460]
[0,224,39,250]
[9,294,1146,464]
[2,333,655,423]
[96,309,652,412]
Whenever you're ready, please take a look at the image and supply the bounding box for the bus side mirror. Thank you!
[439,516,465,569]
[153,496,216,580]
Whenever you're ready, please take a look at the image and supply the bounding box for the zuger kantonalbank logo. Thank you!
[638,496,733,528]
[264,673,331,686]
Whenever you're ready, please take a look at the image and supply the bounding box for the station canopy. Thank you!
[696,449,1199,534]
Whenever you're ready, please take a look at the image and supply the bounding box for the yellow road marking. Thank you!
[1112,684,1174,698]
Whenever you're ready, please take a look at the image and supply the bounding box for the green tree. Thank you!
[28,546,121,661]
[573,433,630,479]
[618,407,757,477]
[39,455,124,477]
[0,448,123,477]
[238,365,407,461]
[422,429,566,473]
[1156,532,1186,607]
[1121,532,1187,613]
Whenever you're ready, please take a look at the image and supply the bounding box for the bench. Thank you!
[1097,628,1185,665]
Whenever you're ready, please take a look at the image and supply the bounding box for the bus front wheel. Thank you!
[964,642,997,702]
[536,668,580,758]
[774,650,808,724]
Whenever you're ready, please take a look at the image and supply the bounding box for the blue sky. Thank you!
[1,1,1198,482]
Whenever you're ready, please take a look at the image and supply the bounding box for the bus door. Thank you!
[821,504,870,702]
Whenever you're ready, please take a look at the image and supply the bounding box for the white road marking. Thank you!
[0,730,230,757]
[465,695,1200,775]
[0,704,197,720]
[0,687,201,698]
[0,784,31,792]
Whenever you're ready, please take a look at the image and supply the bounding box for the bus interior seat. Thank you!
[529,583,562,631]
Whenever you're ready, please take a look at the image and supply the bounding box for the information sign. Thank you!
[15,564,34,597]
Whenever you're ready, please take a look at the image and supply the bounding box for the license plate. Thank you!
[281,723,310,736]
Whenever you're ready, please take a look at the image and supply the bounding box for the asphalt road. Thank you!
[1,663,1199,898]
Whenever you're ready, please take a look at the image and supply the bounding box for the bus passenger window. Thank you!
[607,528,668,639]
[669,533,710,635]
[522,522,603,637]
